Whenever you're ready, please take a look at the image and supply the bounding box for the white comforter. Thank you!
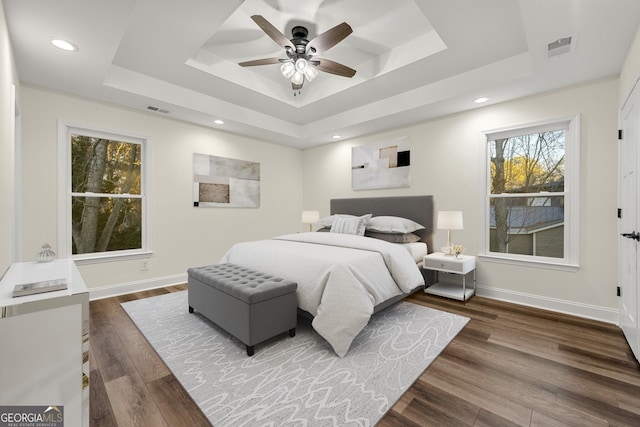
[220,232,425,357]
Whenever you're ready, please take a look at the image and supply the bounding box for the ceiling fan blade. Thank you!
[307,22,352,53]
[239,57,282,67]
[315,58,356,78]
[251,15,294,49]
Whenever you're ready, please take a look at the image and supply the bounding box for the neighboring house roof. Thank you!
[490,206,564,233]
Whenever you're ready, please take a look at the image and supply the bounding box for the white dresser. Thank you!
[0,259,89,426]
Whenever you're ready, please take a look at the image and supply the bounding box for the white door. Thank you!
[619,84,640,361]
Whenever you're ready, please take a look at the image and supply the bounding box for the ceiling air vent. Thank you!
[547,36,572,57]
[146,105,170,114]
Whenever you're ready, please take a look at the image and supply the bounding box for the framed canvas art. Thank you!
[193,153,260,208]
[352,137,411,190]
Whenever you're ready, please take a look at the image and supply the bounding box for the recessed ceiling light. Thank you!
[214,119,224,125]
[50,38,78,52]
[332,135,341,139]
[474,97,489,104]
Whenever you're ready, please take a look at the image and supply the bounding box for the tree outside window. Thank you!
[488,127,567,259]
[70,133,144,255]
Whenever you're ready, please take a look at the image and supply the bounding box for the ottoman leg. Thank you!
[289,328,296,337]
[247,345,254,357]
[188,306,194,313]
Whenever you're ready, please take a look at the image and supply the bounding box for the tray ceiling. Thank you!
[4,0,640,148]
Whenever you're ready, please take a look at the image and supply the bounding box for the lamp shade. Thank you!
[301,210,320,224]
[437,211,463,230]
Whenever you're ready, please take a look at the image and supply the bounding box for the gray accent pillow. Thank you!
[365,230,421,243]
[330,214,372,236]
[316,214,355,228]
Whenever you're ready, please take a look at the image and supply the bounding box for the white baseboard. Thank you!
[476,285,619,325]
[88,276,620,325]
[89,273,188,301]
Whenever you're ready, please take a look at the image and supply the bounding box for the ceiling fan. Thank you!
[239,15,356,95]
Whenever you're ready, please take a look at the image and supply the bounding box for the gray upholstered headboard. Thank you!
[330,195,435,254]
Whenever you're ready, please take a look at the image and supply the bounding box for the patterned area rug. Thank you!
[122,291,468,426]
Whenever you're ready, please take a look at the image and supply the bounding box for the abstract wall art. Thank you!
[193,153,260,208]
[351,137,411,190]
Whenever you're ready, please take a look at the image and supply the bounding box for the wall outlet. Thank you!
[140,260,149,271]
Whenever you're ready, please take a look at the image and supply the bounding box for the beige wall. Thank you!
[7,0,635,317]
[620,26,640,104]
[19,86,303,291]
[302,78,619,320]
[0,0,19,274]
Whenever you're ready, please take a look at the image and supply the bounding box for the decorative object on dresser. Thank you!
[301,210,320,232]
[423,252,476,301]
[12,278,67,297]
[36,242,56,263]
[122,291,469,427]
[437,210,463,255]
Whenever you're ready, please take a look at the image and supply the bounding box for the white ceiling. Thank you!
[4,0,640,149]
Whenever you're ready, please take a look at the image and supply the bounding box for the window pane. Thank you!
[71,196,142,254]
[71,135,141,195]
[490,129,565,194]
[490,196,564,258]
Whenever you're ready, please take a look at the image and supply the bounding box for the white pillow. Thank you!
[330,214,372,236]
[315,214,355,228]
[367,216,425,233]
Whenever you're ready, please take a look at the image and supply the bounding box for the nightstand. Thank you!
[423,252,476,301]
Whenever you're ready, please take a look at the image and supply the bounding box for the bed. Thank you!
[220,195,435,357]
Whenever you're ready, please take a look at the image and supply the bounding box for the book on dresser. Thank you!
[12,278,67,297]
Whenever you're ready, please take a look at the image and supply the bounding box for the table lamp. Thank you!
[301,210,320,232]
[437,211,463,255]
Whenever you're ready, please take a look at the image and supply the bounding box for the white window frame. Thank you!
[57,121,152,264]
[478,115,580,271]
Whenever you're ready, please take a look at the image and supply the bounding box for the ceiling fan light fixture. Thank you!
[304,65,318,82]
[291,71,304,85]
[295,58,308,72]
[240,16,355,95]
[280,61,295,78]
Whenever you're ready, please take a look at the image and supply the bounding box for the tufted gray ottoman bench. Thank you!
[187,263,297,356]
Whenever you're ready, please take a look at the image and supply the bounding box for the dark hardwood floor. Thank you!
[89,285,640,426]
